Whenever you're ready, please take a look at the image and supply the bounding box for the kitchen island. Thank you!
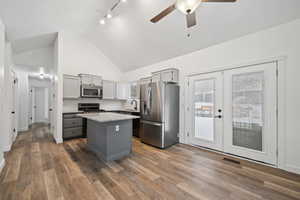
[77,112,140,161]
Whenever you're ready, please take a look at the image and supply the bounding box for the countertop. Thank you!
[77,112,140,123]
[104,109,140,114]
[63,109,84,114]
[63,109,140,114]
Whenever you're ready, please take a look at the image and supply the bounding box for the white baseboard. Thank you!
[54,137,63,144]
[285,164,300,175]
[2,144,11,152]
[0,158,5,174]
[18,127,29,132]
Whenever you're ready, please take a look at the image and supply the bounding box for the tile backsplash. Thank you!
[63,99,125,112]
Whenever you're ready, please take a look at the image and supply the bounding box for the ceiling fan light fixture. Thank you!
[176,0,202,15]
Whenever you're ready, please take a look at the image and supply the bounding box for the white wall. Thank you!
[54,31,124,143]
[15,68,29,131]
[0,40,14,152]
[59,31,122,80]
[52,35,62,143]
[122,19,300,174]
[13,47,54,74]
[0,18,6,171]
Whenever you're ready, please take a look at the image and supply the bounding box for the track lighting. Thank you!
[99,19,106,25]
[99,0,128,26]
[106,12,113,19]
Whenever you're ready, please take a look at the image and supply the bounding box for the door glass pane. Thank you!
[232,72,264,151]
[194,79,215,142]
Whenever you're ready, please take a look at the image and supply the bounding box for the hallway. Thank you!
[1,124,300,200]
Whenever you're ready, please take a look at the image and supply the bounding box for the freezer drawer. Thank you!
[140,120,165,148]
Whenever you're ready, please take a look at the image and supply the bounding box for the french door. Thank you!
[188,62,278,165]
[223,62,277,165]
[188,72,224,151]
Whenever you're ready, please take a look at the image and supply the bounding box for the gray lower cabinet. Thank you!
[87,119,132,161]
[63,113,84,139]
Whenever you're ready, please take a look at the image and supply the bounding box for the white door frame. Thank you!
[10,70,18,142]
[223,62,277,165]
[187,71,224,151]
[184,56,286,169]
[33,86,49,123]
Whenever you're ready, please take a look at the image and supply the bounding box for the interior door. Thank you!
[223,62,277,165]
[34,87,46,123]
[188,72,224,151]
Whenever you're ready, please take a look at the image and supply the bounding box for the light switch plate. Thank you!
[115,125,120,132]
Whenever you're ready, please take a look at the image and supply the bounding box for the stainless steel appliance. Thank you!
[80,84,103,98]
[140,81,179,148]
[78,103,102,113]
[63,103,104,140]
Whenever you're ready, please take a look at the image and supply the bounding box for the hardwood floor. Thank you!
[1,123,300,200]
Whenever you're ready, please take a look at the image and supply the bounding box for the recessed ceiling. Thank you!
[1,0,300,72]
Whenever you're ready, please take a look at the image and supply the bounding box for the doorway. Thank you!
[187,62,278,165]
[31,87,49,124]
[10,70,18,142]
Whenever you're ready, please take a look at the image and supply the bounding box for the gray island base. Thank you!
[77,113,140,161]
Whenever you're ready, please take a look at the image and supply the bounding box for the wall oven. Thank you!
[81,84,103,98]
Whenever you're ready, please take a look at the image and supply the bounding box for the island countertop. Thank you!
[77,112,140,123]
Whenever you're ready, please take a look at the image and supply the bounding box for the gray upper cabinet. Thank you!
[79,74,102,86]
[139,77,151,85]
[151,73,161,83]
[130,81,140,99]
[63,74,81,99]
[152,68,179,83]
[116,82,130,100]
[103,80,116,99]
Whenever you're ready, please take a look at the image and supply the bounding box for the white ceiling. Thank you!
[1,0,300,72]
[12,33,57,54]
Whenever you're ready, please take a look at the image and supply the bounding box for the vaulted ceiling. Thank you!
[1,0,300,72]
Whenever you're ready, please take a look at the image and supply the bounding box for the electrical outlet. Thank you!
[115,125,120,132]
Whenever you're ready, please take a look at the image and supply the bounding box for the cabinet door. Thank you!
[116,82,130,100]
[161,70,179,83]
[92,76,102,86]
[130,82,140,99]
[139,77,151,85]
[80,75,93,85]
[103,80,116,99]
[151,73,161,82]
[63,75,80,99]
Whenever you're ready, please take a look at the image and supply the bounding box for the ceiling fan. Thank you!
[150,0,237,28]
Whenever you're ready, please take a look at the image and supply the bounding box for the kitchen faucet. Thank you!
[131,99,138,110]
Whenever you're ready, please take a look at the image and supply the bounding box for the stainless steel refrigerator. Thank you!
[140,81,179,148]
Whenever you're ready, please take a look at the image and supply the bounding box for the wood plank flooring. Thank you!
[1,123,300,200]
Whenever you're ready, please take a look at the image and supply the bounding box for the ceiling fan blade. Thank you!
[150,4,176,23]
[202,0,237,2]
[186,12,197,28]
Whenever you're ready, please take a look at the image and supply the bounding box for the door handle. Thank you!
[11,111,15,114]
[214,115,222,119]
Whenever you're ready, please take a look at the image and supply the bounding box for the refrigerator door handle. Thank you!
[140,120,162,126]
[146,86,152,114]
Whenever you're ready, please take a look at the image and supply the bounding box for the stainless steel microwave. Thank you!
[80,84,103,98]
